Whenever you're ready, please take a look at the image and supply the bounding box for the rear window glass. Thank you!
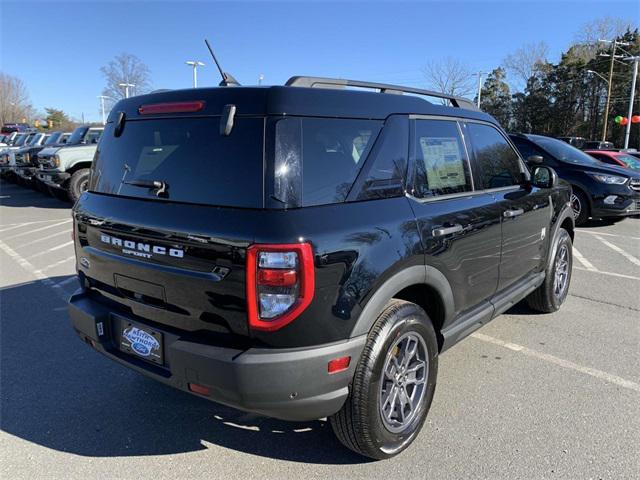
[272,117,382,207]
[90,117,264,208]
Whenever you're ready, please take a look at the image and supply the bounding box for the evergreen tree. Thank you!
[479,68,512,127]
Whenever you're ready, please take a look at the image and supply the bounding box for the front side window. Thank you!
[413,119,472,198]
[467,123,523,189]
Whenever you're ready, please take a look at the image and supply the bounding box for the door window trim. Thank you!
[408,116,476,201]
[462,118,530,184]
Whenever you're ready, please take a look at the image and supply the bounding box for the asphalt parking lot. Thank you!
[0,179,638,480]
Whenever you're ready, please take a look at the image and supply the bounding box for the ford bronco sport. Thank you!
[69,77,575,459]
[36,126,103,201]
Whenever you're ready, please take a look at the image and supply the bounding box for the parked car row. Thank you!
[0,125,103,201]
[510,133,640,225]
[0,122,36,134]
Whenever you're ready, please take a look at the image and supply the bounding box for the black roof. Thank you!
[108,83,498,125]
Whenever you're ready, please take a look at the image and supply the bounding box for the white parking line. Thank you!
[0,218,70,233]
[0,239,67,300]
[27,240,74,259]
[38,255,76,273]
[572,247,596,271]
[593,234,640,267]
[3,219,71,240]
[576,229,640,241]
[471,332,640,393]
[574,266,640,281]
[18,229,69,248]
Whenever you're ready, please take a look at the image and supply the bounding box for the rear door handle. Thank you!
[503,208,524,218]
[432,224,464,237]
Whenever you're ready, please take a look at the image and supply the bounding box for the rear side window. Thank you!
[272,117,382,207]
[351,115,408,201]
[91,117,264,208]
[413,119,472,198]
[467,123,523,189]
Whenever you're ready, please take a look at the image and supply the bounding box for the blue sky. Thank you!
[1,0,637,122]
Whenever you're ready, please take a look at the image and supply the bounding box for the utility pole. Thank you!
[185,61,205,88]
[473,71,487,108]
[599,39,630,141]
[118,82,135,98]
[623,56,639,149]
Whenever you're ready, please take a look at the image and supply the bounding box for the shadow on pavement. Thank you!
[0,276,368,465]
[0,179,70,209]
[580,216,637,229]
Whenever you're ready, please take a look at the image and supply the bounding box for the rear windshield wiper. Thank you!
[123,179,169,197]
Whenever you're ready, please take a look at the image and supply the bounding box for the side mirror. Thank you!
[527,155,544,165]
[531,165,558,189]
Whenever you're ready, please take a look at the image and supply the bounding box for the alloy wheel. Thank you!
[553,244,570,298]
[570,193,581,219]
[378,332,428,433]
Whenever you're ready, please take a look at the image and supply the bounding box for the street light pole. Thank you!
[474,71,487,108]
[97,95,111,125]
[623,56,639,150]
[185,61,205,88]
[118,82,135,98]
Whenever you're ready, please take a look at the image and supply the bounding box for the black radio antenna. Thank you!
[204,39,240,87]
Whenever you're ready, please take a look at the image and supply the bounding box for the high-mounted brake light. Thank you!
[246,243,314,332]
[138,101,205,115]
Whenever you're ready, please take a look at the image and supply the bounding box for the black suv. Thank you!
[510,133,640,225]
[69,77,575,459]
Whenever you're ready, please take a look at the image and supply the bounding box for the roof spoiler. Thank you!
[285,76,478,110]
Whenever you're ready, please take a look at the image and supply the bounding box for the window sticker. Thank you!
[419,137,466,190]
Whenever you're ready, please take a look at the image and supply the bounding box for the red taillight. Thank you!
[246,243,314,332]
[328,356,351,374]
[138,101,205,115]
[257,269,298,287]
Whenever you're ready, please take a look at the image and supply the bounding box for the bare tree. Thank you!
[422,57,474,103]
[100,53,152,108]
[575,16,633,44]
[0,73,35,125]
[503,41,549,92]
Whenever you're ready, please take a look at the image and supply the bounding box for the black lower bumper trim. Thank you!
[68,290,365,421]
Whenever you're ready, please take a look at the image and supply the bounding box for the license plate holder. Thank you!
[120,321,164,365]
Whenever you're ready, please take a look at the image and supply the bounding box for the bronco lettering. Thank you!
[100,233,184,258]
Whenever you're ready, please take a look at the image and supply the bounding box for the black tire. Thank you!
[330,299,438,459]
[570,189,589,226]
[527,228,573,313]
[68,168,90,203]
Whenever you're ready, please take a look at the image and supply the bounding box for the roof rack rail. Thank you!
[285,76,478,110]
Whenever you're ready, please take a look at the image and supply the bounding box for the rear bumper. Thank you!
[68,289,365,421]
